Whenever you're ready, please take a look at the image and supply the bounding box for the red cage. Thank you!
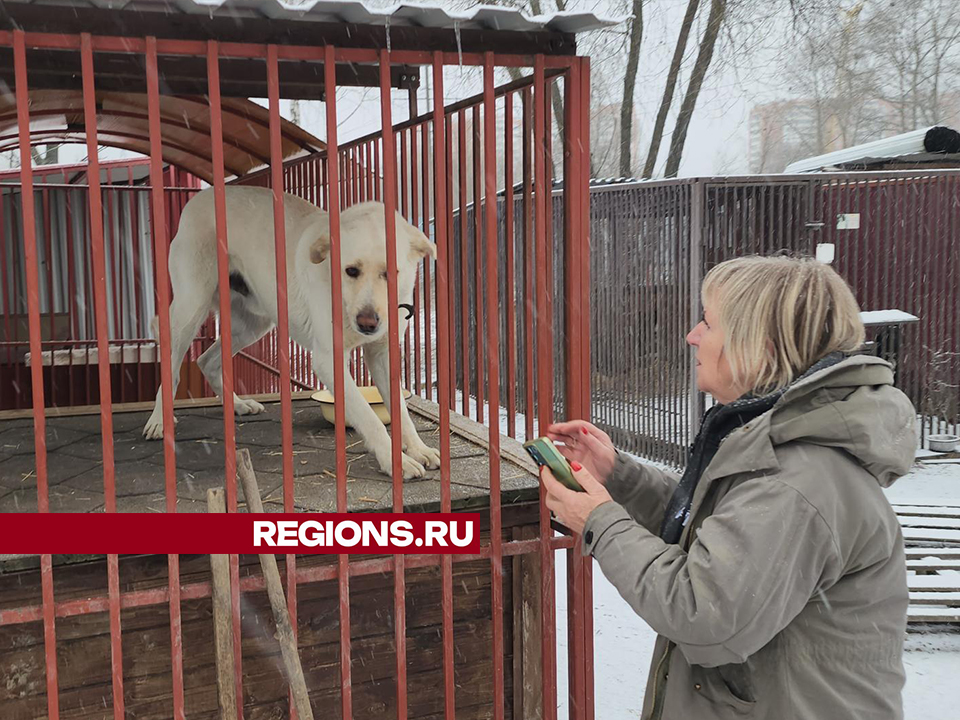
[0,1,606,719]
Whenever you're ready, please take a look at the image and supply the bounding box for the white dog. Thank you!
[142,186,441,479]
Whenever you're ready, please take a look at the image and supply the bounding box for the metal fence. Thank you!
[589,172,960,468]
[0,25,594,720]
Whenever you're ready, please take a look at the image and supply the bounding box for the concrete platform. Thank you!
[0,395,540,513]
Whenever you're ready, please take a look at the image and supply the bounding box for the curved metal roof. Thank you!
[0,90,325,182]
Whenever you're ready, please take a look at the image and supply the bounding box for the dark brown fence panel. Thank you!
[590,172,960,468]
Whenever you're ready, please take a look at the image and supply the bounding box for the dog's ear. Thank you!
[407,226,437,261]
[302,217,331,264]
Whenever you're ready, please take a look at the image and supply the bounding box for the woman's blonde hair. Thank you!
[701,255,865,395]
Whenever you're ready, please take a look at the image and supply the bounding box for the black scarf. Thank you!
[658,352,846,545]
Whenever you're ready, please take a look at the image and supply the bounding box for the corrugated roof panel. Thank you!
[96,0,623,33]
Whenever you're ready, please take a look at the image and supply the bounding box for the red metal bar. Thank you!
[544,84,555,416]
[410,125,422,397]
[366,141,375,201]
[483,53,505,720]
[432,53,456,720]
[380,49,408,720]
[321,156,328,209]
[14,29,58,718]
[325,44,354,720]
[445,114,456,412]
[472,104,485,423]
[374,135,382,202]
[128,169,142,337]
[350,146,357,206]
[522,88,535,440]
[421,121,432,402]
[206,39,243,720]
[563,63,587,720]
[400,128,411,388]
[504,91,517,438]
[41,185,54,355]
[107,189,119,335]
[81,33,119,509]
[580,57,596,720]
[146,38,179,507]
[0,192,10,368]
[458,110,470,418]
[267,44,299,720]
[0,537,580,629]
[534,54,558,720]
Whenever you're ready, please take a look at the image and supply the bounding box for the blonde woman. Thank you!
[542,256,916,720]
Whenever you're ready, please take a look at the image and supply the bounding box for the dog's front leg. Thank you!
[313,345,427,480]
[364,341,441,471]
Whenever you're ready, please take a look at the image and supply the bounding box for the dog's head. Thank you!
[306,201,436,341]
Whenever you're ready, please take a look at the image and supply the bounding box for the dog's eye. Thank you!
[345,267,361,278]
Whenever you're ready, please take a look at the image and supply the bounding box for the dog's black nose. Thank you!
[356,312,380,334]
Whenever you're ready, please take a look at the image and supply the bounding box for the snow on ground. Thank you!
[551,457,959,720]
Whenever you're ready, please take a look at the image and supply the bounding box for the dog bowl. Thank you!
[311,386,412,427]
[927,434,959,453]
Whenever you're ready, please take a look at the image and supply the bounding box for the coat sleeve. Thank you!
[604,452,680,534]
[581,475,843,668]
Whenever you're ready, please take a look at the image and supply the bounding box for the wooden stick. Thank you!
[206,488,239,720]
[236,448,316,720]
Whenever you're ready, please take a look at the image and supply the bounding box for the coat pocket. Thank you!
[691,664,757,716]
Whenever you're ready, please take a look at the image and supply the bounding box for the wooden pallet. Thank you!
[894,505,960,624]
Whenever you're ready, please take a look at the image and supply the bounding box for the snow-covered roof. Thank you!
[6,0,622,34]
[784,126,960,173]
[860,310,920,326]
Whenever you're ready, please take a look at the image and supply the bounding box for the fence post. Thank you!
[689,180,704,438]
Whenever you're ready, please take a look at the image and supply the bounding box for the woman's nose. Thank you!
[686,325,700,347]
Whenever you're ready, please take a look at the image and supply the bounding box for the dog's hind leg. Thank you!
[143,295,210,440]
[196,302,274,416]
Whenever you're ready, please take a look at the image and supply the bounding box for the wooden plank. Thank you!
[910,592,960,606]
[901,528,960,544]
[408,394,538,475]
[908,577,960,592]
[904,547,960,559]
[207,489,238,720]
[899,516,960,530]
[0,390,316,420]
[895,505,960,519]
[908,607,960,622]
[908,559,960,571]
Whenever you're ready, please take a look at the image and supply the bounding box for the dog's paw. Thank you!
[407,442,441,470]
[143,412,179,440]
[234,397,265,416]
[143,416,163,440]
[401,453,427,480]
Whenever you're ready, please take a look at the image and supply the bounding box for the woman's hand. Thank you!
[546,420,617,484]
[539,461,613,536]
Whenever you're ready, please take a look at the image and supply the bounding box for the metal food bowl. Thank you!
[311,386,412,427]
[927,434,959,453]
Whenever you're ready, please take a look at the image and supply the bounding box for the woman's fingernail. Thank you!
[581,428,588,435]
[571,461,582,471]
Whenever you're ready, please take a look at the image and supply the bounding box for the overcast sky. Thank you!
[44,0,791,178]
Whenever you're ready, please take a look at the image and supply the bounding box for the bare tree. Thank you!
[619,0,644,176]
[664,0,727,177]
[865,0,960,132]
[642,0,700,178]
